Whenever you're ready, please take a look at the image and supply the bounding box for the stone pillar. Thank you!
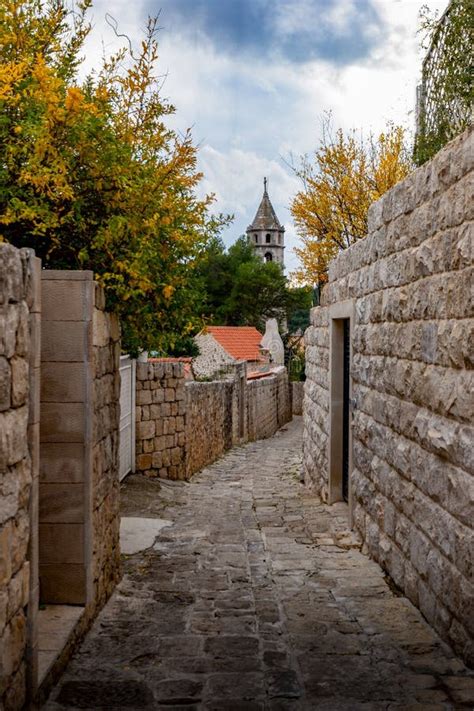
[39,272,96,605]
[39,272,121,609]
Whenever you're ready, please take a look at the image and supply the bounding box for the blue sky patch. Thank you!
[154,0,385,66]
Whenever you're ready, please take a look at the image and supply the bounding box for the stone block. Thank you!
[40,402,85,443]
[39,564,86,604]
[0,356,11,411]
[150,388,164,405]
[0,520,13,587]
[40,362,85,403]
[43,279,92,322]
[136,420,155,440]
[40,443,84,483]
[41,320,91,363]
[136,454,152,470]
[10,357,28,407]
[39,523,84,564]
[136,389,152,406]
[39,483,84,523]
[0,407,29,468]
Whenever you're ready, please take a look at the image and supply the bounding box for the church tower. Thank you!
[246,178,285,268]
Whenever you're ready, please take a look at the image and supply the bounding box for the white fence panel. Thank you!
[119,355,136,481]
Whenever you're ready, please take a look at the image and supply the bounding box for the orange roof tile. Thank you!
[205,326,263,362]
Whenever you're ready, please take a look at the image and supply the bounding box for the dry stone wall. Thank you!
[291,381,304,415]
[136,364,291,480]
[185,381,233,477]
[135,362,186,479]
[303,128,474,664]
[91,286,121,609]
[0,245,40,711]
[248,368,291,441]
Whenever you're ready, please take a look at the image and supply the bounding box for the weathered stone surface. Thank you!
[44,420,473,710]
[136,362,290,481]
[0,244,38,711]
[303,127,474,666]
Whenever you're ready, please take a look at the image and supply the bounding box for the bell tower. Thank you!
[246,178,285,268]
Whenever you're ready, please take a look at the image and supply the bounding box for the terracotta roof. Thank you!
[248,179,283,232]
[205,326,263,362]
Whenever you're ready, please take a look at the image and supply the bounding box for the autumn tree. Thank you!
[291,119,412,286]
[0,0,227,355]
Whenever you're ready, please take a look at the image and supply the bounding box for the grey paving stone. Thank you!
[43,419,474,710]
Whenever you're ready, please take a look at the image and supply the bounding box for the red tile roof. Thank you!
[205,326,263,362]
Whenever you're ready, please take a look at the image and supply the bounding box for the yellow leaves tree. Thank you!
[0,1,227,355]
[291,119,412,286]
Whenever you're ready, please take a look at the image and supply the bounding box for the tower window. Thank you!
[265,233,271,243]
[264,252,273,262]
[254,234,258,243]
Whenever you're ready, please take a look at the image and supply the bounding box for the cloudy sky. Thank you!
[81,0,447,272]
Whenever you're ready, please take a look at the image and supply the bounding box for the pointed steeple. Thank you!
[248,177,282,231]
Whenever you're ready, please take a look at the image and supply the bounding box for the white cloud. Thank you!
[78,0,448,273]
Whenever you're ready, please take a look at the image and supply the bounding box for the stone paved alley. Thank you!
[44,418,474,710]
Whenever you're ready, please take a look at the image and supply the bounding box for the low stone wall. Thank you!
[248,368,290,441]
[0,245,40,710]
[135,363,186,479]
[136,365,291,480]
[291,381,304,415]
[91,286,121,609]
[185,381,233,477]
[303,128,473,664]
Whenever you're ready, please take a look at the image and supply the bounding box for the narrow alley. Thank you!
[44,419,474,710]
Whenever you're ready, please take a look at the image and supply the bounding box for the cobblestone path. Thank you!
[45,418,474,710]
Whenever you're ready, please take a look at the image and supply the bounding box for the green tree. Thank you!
[197,236,288,330]
[0,0,227,355]
[286,286,313,334]
[414,0,473,165]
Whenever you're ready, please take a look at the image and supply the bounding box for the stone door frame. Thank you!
[328,299,355,522]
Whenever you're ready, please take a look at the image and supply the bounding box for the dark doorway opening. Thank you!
[342,318,350,502]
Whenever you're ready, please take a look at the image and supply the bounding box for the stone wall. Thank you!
[192,333,236,379]
[303,128,473,664]
[91,286,121,609]
[135,362,186,479]
[291,381,304,415]
[0,245,40,711]
[185,381,233,477]
[248,368,291,441]
[136,364,291,480]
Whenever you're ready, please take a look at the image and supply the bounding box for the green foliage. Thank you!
[197,236,288,330]
[414,0,473,165]
[0,0,228,356]
[286,286,313,334]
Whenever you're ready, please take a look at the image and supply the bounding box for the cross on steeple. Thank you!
[263,177,268,194]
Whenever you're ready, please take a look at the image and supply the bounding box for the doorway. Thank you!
[342,319,350,502]
[328,301,354,512]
